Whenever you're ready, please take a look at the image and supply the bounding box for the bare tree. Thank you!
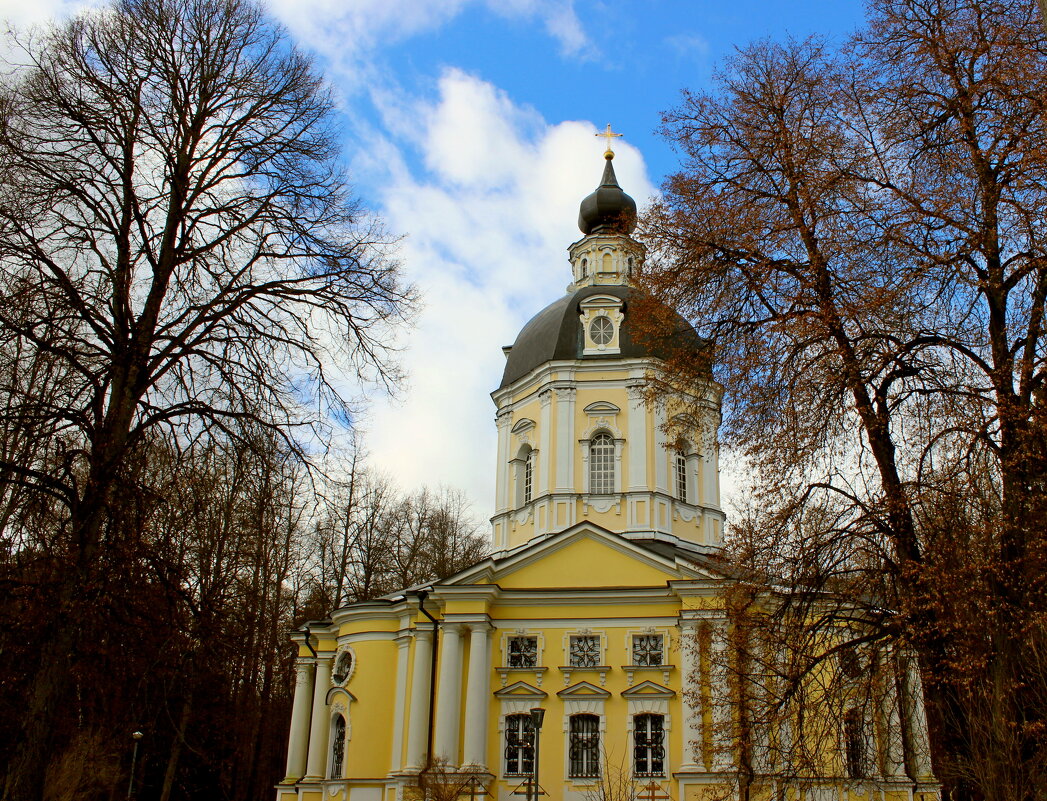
[637,2,1047,798]
[0,0,413,796]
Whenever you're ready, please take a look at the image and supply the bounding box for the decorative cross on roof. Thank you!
[596,123,623,157]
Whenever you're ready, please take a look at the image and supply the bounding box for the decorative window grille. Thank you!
[589,433,615,494]
[632,634,663,666]
[568,714,600,778]
[569,634,601,667]
[589,315,614,345]
[838,646,862,679]
[675,453,687,502]
[332,651,353,683]
[524,449,534,504]
[634,714,665,777]
[330,715,346,778]
[844,709,867,778]
[504,714,535,776]
[508,636,538,668]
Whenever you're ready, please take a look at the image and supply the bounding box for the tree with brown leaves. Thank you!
[637,1,1047,798]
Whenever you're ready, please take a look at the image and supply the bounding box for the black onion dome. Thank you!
[499,285,705,389]
[578,154,637,235]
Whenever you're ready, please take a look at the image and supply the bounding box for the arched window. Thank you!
[634,713,665,777]
[569,714,600,777]
[504,713,535,776]
[589,433,615,494]
[514,445,534,506]
[524,448,534,504]
[330,715,346,778]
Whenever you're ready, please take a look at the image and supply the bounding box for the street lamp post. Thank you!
[529,708,546,801]
[127,731,143,801]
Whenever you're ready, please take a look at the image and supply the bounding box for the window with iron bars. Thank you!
[634,714,665,777]
[569,714,600,778]
[330,715,346,778]
[504,714,535,776]
[569,634,601,667]
[507,636,538,668]
[632,634,663,666]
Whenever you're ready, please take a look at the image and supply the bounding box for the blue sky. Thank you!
[3,0,867,521]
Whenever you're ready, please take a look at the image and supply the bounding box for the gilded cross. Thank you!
[596,123,623,156]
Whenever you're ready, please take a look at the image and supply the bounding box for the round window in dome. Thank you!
[589,316,614,345]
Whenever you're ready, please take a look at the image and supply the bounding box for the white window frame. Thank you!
[589,432,616,495]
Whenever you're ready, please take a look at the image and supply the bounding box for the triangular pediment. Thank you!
[621,680,675,699]
[494,681,547,700]
[557,681,611,699]
[426,523,728,596]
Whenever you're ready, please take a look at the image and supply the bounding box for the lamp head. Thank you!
[529,707,546,728]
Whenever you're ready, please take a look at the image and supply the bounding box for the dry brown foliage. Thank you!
[635,1,1047,799]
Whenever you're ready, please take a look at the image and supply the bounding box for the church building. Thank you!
[275,145,940,801]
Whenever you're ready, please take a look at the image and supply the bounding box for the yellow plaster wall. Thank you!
[342,637,396,776]
[496,536,676,589]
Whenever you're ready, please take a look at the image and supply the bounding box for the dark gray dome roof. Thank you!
[578,155,637,235]
[499,285,704,389]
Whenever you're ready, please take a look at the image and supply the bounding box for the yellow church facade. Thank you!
[275,151,940,801]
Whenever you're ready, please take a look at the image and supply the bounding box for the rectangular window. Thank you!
[507,635,538,668]
[569,634,601,667]
[569,715,600,778]
[632,634,663,666]
[675,453,687,502]
[505,714,535,776]
[844,709,867,778]
[634,714,665,777]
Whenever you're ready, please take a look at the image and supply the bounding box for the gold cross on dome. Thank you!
[597,123,623,157]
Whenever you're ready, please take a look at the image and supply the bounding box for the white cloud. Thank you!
[264,0,592,84]
[355,68,655,521]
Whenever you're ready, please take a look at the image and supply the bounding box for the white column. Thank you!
[405,625,434,771]
[554,387,576,492]
[654,401,669,494]
[679,621,703,770]
[902,655,934,781]
[462,622,492,769]
[305,656,334,779]
[710,619,734,772]
[390,631,412,772]
[627,384,647,491]
[284,658,315,780]
[882,664,907,779]
[495,410,512,513]
[539,390,552,500]
[434,624,464,765]
[699,406,721,509]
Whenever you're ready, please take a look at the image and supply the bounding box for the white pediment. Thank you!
[493,680,547,700]
[556,681,611,699]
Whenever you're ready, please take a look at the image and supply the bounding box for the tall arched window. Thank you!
[524,448,534,503]
[514,445,534,506]
[330,714,346,778]
[589,433,615,494]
